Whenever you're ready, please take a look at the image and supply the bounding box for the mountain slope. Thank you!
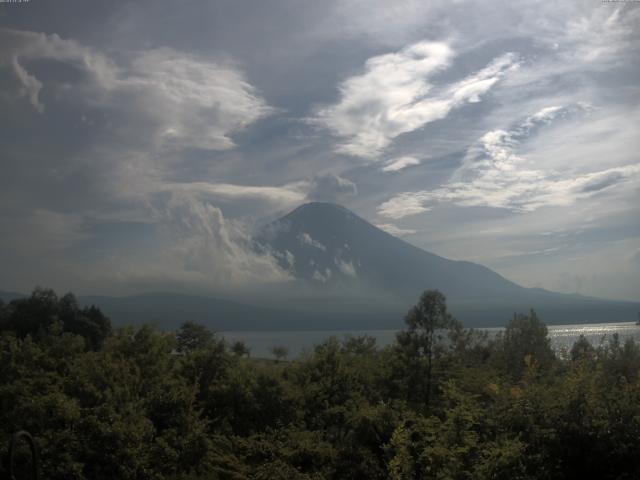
[259,202,522,299]
[257,202,640,325]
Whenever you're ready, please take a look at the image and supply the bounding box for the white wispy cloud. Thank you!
[375,223,417,237]
[379,104,640,219]
[561,7,637,66]
[382,156,421,172]
[298,232,327,251]
[128,48,273,151]
[315,41,518,159]
[0,28,272,151]
[335,258,357,277]
[378,194,431,219]
[0,28,119,104]
[161,182,306,210]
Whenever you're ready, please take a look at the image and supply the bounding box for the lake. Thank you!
[221,322,640,359]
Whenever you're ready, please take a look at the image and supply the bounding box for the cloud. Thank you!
[9,55,44,113]
[0,28,290,292]
[298,232,327,251]
[335,258,357,277]
[0,28,118,110]
[378,194,431,220]
[376,223,417,237]
[378,104,640,219]
[149,190,291,287]
[1,1,639,300]
[448,53,518,104]
[0,28,272,151]
[0,27,282,225]
[381,156,421,172]
[312,268,332,283]
[0,191,294,294]
[161,182,306,211]
[561,7,637,66]
[315,41,517,159]
[375,223,417,237]
[307,173,357,202]
[127,48,273,151]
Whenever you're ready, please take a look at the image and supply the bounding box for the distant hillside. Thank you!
[76,292,364,331]
[2,285,638,330]
[0,290,26,302]
[4,289,389,331]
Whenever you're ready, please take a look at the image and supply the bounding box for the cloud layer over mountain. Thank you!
[0,0,638,300]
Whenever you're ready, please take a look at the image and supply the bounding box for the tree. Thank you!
[271,346,289,363]
[4,287,59,338]
[396,290,461,406]
[501,310,555,378]
[59,294,112,350]
[0,289,111,349]
[176,321,215,353]
[231,340,250,357]
[570,334,594,362]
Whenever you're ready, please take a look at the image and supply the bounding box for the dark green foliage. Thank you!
[1,287,640,479]
[499,309,556,379]
[394,290,463,406]
[231,341,250,357]
[176,321,216,353]
[0,288,111,349]
[570,334,594,362]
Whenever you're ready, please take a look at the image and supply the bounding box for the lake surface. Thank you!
[221,322,640,359]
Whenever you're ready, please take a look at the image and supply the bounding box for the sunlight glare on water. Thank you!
[222,322,640,359]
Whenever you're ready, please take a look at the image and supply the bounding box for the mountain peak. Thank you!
[278,202,365,230]
[285,202,355,217]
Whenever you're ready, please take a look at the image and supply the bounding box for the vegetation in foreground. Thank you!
[1,288,640,479]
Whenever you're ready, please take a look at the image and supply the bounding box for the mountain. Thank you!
[256,202,640,326]
[258,202,523,299]
[2,203,638,330]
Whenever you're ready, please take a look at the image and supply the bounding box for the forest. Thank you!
[1,288,639,479]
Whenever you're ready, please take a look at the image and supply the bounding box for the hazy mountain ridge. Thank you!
[0,290,26,302]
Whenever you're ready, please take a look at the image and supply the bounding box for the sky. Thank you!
[0,0,639,300]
